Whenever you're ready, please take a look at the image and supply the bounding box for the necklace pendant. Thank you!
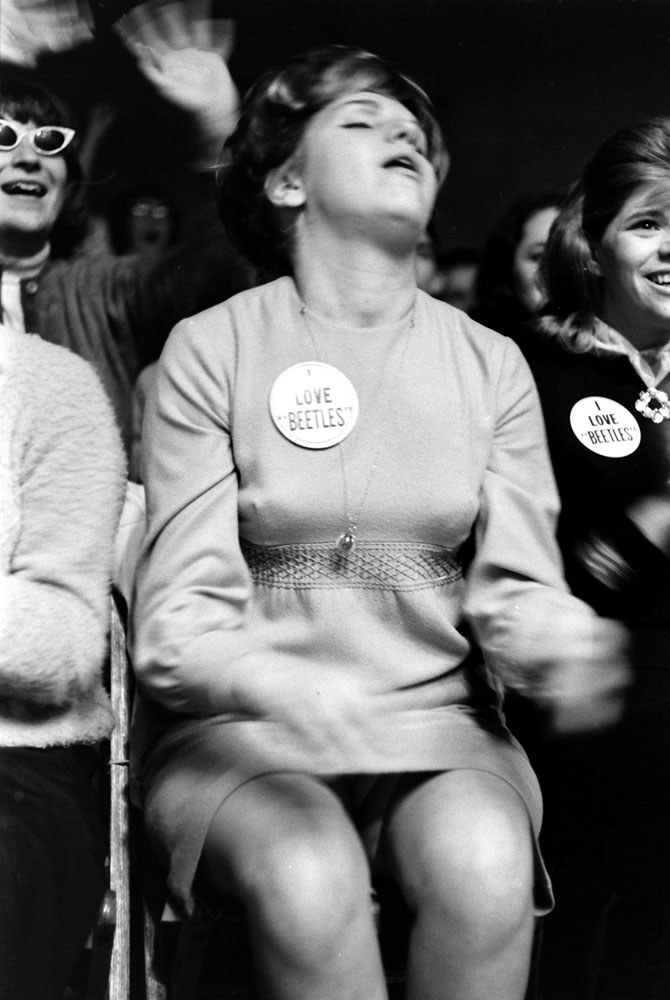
[336,529,356,555]
[635,386,670,423]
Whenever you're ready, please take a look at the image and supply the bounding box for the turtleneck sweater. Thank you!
[0,244,50,334]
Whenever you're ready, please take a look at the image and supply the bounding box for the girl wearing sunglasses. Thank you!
[0,5,251,456]
[0,120,75,155]
[0,84,85,259]
[0,4,249,997]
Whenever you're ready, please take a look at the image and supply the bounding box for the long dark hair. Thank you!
[216,45,448,279]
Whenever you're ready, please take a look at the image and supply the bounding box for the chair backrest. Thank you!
[107,589,205,1000]
[107,592,132,1000]
[81,591,133,1000]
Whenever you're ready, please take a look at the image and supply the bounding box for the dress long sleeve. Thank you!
[463,340,626,691]
[131,280,626,757]
[130,282,590,907]
[131,312,254,715]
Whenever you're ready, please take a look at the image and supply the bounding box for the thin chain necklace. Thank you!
[299,298,415,556]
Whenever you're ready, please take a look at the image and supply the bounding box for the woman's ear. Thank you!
[264,160,305,209]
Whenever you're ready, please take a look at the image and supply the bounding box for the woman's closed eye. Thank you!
[340,119,427,156]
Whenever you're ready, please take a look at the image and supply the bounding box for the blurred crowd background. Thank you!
[3,0,670,255]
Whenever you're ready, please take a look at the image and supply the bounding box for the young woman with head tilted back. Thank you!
[130,45,629,1000]
[512,118,670,998]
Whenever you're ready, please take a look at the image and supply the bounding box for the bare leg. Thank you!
[385,770,536,1000]
[201,772,387,1000]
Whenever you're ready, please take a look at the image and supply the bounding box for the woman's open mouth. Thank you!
[384,154,418,175]
[1,180,47,197]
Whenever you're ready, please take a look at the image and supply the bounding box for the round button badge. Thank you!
[569,396,641,458]
[269,362,359,449]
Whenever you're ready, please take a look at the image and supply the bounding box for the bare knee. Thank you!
[437,808,532,928]
[244,826,371,934]
[388,775,534,945]
[203,778,372,954]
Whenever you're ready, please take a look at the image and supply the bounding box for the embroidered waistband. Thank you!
[240,538,462,591]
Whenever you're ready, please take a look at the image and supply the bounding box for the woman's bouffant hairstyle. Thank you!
[216,45,449,278]
[474,191,564,334]
[537,116,670,347]
[0,71,88,259]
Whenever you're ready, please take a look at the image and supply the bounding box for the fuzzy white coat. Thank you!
[0,328,126,746]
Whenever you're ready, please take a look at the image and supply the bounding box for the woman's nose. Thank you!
[387,119,422,148]
[10,136,40,167]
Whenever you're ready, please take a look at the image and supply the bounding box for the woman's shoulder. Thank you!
[7,330,100,385]
[421,291,508,341]
[421,292,525,371]
[8,333,121,443]
[163,277,293,356]
[513,322,595,380]
[16,332,105,387]
[40,250,120,290]
[181,276,291,325]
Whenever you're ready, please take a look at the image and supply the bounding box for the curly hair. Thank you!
[537,117,670,348]
[0,70,89,258]
[216,45,448,278]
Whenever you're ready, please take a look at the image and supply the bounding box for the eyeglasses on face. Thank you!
[130,202,171,219]
[0,119,75,156]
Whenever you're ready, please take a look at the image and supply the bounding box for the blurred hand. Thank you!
[530,619,632,735]
[538,657,630,735]
[229,663,399,762]
[1,0,93,66]
[114,0,238,160]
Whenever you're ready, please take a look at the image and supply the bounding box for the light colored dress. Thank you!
[130,277,607,909]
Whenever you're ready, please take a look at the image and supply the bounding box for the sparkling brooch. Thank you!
[635,386,670,423]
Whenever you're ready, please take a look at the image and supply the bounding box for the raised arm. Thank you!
[114,0,238,166]
[0,0,93,66]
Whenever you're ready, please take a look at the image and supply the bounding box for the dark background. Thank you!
[33,0,670,252]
